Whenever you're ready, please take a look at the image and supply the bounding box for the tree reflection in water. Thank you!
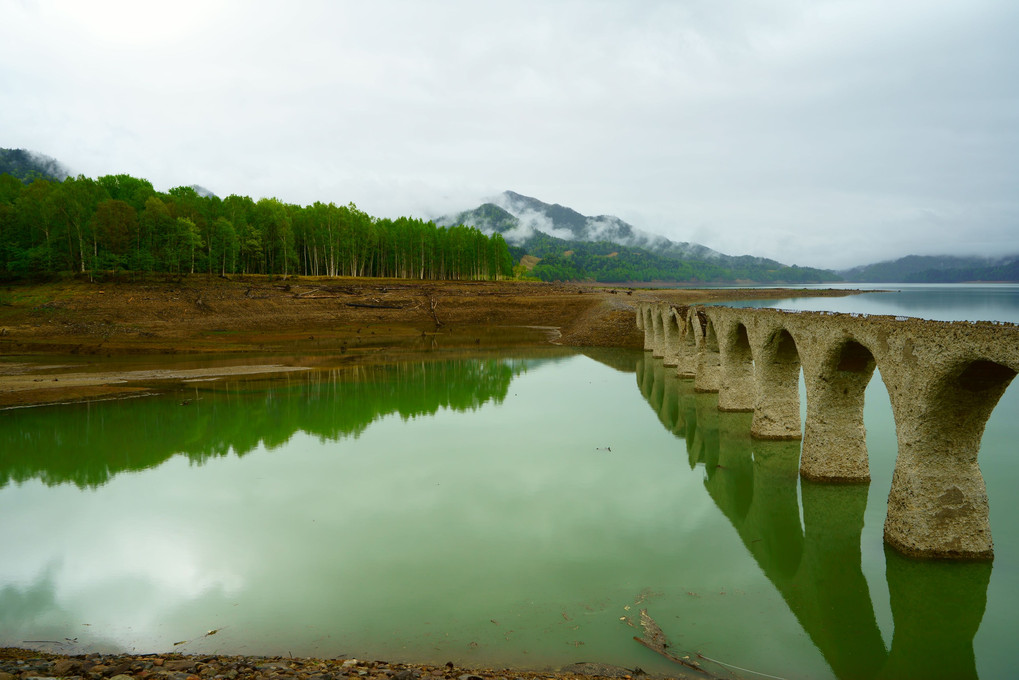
[0,357,539,490]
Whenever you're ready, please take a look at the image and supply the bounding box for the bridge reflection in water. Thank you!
[636,354,991,680]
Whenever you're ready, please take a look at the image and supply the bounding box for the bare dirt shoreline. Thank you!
[0,277,864,409]
[0,647,706,680]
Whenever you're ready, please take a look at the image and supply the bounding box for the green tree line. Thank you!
[521,233,837,283]
[0,173,514,281]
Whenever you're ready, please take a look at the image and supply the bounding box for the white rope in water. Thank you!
[696,653,791,680]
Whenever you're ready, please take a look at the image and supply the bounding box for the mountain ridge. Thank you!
[0,148,71,183]
[440,190,785,268]
[840,254,1019,283]
[435,190,835,284]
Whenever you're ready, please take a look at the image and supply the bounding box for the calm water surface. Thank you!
[1,285,1017,680]
[706,282,1019,323]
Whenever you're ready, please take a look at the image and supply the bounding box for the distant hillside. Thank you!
[0,148,70,183]
[445,190,755,262]
[841,255,1019,282]
[190,184,218,198]
[438,192,835,284]
[439,190,837,284]
[522,231,832,284]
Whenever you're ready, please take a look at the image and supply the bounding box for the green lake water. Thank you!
[1,285,1017,680]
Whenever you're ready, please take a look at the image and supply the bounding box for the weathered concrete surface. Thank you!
[692,310,722,393]
[715,318,755,412]
[637,302,1019,560]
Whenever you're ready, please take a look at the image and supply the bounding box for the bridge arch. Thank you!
[694,313,721,392]
[639,306,654,351]
[751,326,804,440]
[676,308,698,378]
[650,304,666,358]
[885,357,1017,560]
[661,310,682,367]
[801,338,879,482]
[717,320,755,412]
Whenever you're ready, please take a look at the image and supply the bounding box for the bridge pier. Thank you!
[661,309,681,367]
[636,306,650,351]
[800,339,876,483]
[750,327,803,440]
[650,304,666,358]
[675,308,698,378]
[694,312,722,392]
[884,360,1015,560]
[717,320,755,411]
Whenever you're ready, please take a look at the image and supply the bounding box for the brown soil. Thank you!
[0,276,861,408]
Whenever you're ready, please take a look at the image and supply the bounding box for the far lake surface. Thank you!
[1,284,1017,680]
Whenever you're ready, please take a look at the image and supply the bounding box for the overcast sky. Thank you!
[2,0,1017,269]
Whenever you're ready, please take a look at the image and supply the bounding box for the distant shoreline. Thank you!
[0,278,864,409]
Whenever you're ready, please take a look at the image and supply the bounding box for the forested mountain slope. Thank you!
[841,255,1019,282]
[441,191,837,284]
[0,148,70,183]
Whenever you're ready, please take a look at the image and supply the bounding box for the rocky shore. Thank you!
[0,650,696,680]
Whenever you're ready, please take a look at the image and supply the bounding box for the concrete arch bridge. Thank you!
[636,301,1019,560]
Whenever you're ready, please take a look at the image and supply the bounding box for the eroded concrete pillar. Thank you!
[884,360,1016,560]
[694,312,722,393]
[751,328,803,440]
[800,339,876,483]
[639,305,653,351]
[717,316,755,412]
[674,308,698,378]
[650,305,666,358]
[661,308,682,367]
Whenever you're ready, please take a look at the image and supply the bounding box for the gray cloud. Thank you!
[489,194,574,242]
[1,0,1016,269]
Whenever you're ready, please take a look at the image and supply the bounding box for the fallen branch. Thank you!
[429,296,443,328]
[633,608,726,679]
[633,636,712,675]
[346,302,406,309]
